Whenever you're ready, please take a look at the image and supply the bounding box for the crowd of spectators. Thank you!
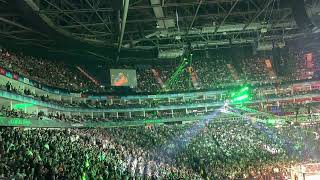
[0,106,35,119]
[2,47,320,121]
[136,49,319,93]
[0,127,200,179]
[136,67,160,93]
[3,76,320,120]
[1,47,320,94]
[287,50,314,81]
[193,58,234,89]
[1,72,320,179]
[1,117,320,179]
[106,121,320,179]
[135,57,235,92]
[240,57,272,83]
[0,49,99,92]
[2,42,320,179]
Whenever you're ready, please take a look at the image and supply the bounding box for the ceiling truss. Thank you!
[1,0,319,59]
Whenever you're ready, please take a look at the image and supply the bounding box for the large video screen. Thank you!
[110,69,137,87]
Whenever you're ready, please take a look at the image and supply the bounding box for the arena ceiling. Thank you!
[0,0,320,62]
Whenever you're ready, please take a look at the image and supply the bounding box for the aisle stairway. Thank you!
[76,66,100,86]
[226,64,239,81]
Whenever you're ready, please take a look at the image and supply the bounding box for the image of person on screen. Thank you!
[113,72,129,86]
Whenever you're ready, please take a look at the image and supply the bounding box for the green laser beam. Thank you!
[163,58,189,90]
[233,94,249,101]
[240,86,249,93]
[230,85,250,103]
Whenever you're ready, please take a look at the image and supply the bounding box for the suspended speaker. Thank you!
[292,0,315,30]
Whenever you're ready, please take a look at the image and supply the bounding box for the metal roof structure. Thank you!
[0,0,320,62]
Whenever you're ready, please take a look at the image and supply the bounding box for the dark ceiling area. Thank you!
[0,0,320,64]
